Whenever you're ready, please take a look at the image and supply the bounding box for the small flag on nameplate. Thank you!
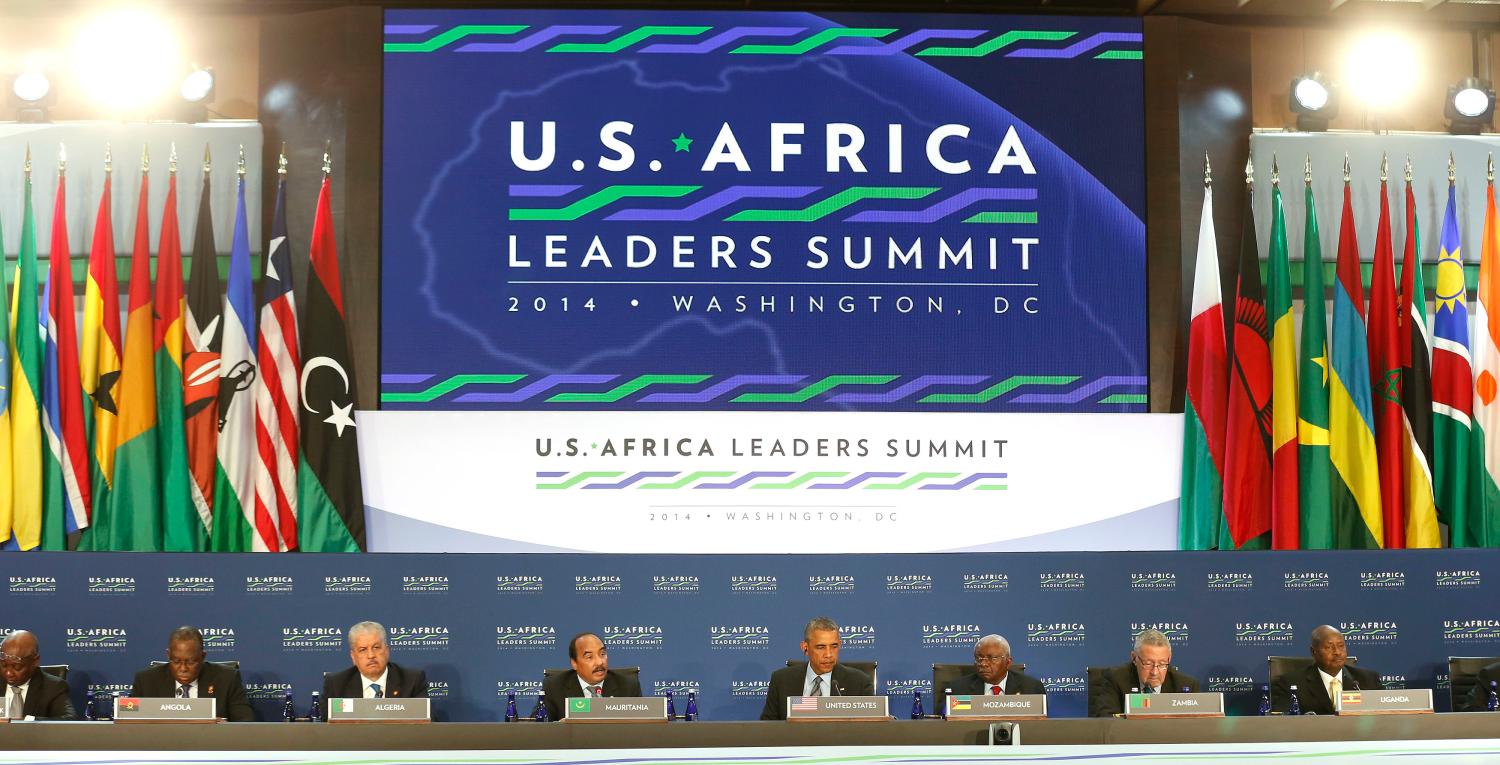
[337,698,354,714]
[119,698,139,711]
[1340,691,1362,706]
[948,696,971,712]
[792,696,820,712]
[570,698,591,714]
[1129,695,1150,710]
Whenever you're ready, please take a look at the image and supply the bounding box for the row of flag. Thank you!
[0,144,366,552]
[1181,152,1500,550]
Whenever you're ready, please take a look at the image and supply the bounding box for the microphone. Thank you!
[1345,672,1360,692]
[831,679,843,697]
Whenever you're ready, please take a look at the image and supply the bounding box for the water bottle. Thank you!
[910,690,924,719]
[83,689,96,721]
[1288,685,1301,716]
[1488,680,1499,712]
[1257,684,1271,716]
[505,689,518,721]
[283,690,295,722]
[532,695,549,721]
[665,690,676,720]
[684,691,697,721]
[310,691,323,722]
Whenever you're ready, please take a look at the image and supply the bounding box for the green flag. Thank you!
[1298,180,1334,548]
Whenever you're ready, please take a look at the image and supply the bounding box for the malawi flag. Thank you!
[211,174,261,552]
[8,169,44,550]
[40,167,91,549]
[1267,178,1299,549]
[155,165,201,551]
[1398,178,1440,547]
[298,170,365,551]
[81,168,122,511]
[1221,190,1272,549]
[1471,170,1500,547]
[87,164,162,551]
[1299,177,1335,549]
[255,169,301,552]
[1179,180,1228,550]
[184,167,222,536]
[1329,180,1383,548]
[1436,177,1479,545]
[1367,177,1405,548]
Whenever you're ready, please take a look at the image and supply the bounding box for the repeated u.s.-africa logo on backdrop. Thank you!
[1207,676,1256,694]
[1026,622,1085,646]
[808,575,856,593]
[923,623,983,648]
[1038,572,1085,590]
[574,575,622,594]
[403,575,450,593]
[962,573,1009,591]
[1234,621,1295,645]
[1435,570,1482,589]
[1131,621,1188,646]
[730,575,778,594]
[652,575,700,594]
[496,575,544,593]
[246,682,294,702]
[653,680,701,697]
[66,627,128,652]
[388,626,452,650]
[886,575,933,593]
[325,575,373,594]
[603,625,665,649]
[496,680,545,699]
[201,627,237,651]
[1359,571,1406,589]
[282,627,343,650]
[245,575,294,593]
[710,625,771,649]
[1443,618,1500,643]
[496,625,557,649]
[10,576,57,594]
[87,576,136,594]
[1283,572,1330,590]
[1340,620,1400,645]
[1207,572,1254,590]
[840,625,877,649]
[1128,572,1176,590]
[167,576,216,594]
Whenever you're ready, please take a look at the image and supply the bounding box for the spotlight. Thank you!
[177,66,215,122]
[1289,72,1338,132]
[1345,31,1419,114]
[9,70,54,123]
[1446,77,1495,135]
[73,9,179,114]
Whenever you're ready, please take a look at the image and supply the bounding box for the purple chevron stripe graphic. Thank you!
[455,374,618,403]
[641,374,807,403]
[845,188,1038,223]
[536,472,568,478]
[641,26,805,53]
[584,471,681,489]
[510,184,583,197]
[919,472,1009,490]
[827,29,985,55]
[810,472,904,489]
[607,186,819,222]
[1007,32,1142,59]
[1010,375,1147,404]
[381,374,435,385]
[829,375,988,403]
[697,471,795,489]
[385,25,437,35]
[459,25,619,52]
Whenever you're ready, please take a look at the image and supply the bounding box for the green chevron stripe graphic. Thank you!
[865,472,960,490]
[962,212,1038,224]
[919,375,1079,404]
[916,30,1075,58]
[510,185,701,221]
[639,471,736,489]
[536,472,624,490]
[381,374,526,403]
[548,25,711,53]
[547,374,711,403]
[733,375,899,403]
[384,25,528,53]
[726,187,937,222]
[1101,393,1147,404]
[731,28,897,55]
[751,472,851,489]
[1096,50,1143,60]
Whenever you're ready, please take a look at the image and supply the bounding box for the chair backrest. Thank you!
[1267,655,1356,686]
[541,666,641,685]
[1085,666,1108,715]
[39,664,68,681]
[784,659,878,690]
[1448,656,1500,711]
[149,659,241,671]
[930,662,1029,710]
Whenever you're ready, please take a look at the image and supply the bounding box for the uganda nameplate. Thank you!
[1337,689,1433,715]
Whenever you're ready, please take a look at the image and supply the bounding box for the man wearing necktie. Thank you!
[1,630,76,720]
[938,634,1046,712]
[542,632,643,721]
[760,617,876,720]
[1271,625,1383,715]
[130,626,254,721]
[323,621,429,702]
[1089,628,1201,717]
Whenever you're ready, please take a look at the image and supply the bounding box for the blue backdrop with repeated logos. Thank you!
[2,550,1498,721]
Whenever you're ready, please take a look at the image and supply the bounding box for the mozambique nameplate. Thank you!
[946,693,1047,719]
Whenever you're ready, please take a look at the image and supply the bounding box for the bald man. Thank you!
[937,634,1045,712]
[1,631,77,720]
[1271,625,1382,715]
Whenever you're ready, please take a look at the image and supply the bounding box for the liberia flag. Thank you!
[253,166,300,551]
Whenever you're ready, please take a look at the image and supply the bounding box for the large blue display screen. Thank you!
[381,11,1146,411]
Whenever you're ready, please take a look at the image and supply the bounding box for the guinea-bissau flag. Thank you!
[81,163,122,521]
[1179,177,1228,550]
[298,167,365,551]
[1221,185,1272,550]
[1470,163,1500,547]
[1329,177,1383,548]
[1398,174,1439,547]
[1266,174,1300,549]
[1366,173,1405,547]
[155,161,202,551]
[1298,169,1335,549]
[1434,173,1478,545]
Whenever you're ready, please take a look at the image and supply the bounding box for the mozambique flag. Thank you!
[154,167,201,551]
[81,169,122,510]
[1367,177,1405,548]
[1222,191,1272,549]
[8,170,44,550]
[184,166,221,534]
[1299,177,1335,549]
[40,167,92,549]
[88,165,162,551]
[0,214,11,544]
[211,175,261,552]
[1440,177,1481,546]
[1398,178,1439,547]
[1179,182,1229,550]
[1329,180,1383,548]
[299,170,365,551]
[1267,179,1299,549]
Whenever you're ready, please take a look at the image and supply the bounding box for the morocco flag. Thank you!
[1366,177,1405,548]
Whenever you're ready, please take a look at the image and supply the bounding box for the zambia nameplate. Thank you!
[326,697,431,722]
[946,693,1047,719]
[1123,692,1224,718]
[1336,689,1433,715]
[564,696,667,722]
[113,696,219,722]
[787,695,890,721]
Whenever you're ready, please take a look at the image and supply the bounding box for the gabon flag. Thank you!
[1366,164,1405,548]
[1266,164,1300,549]
[1221,161,1272,550]
[81,151,122,507]
[1397,164,1439,548]
[1178,160,1228,551]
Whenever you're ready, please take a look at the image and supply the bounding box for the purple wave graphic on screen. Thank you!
[697,471,795,489]
[828,375,986,403]
[459,25,620,53]
[810,472,904,489]
[640,374,808,403]
[642,26,805,53]
[827,29,985,55]
[1009,375,1146,404]
[607,186,820,222]
[455,374,618,403]
[1007,31,1142,58]
[845,188,1037,223]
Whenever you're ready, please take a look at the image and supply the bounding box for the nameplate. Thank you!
[946,693,1047,719]
[787,695,889,721]
[1123,692,1224,718]
[564,696,667,722]
[113,697,219,722]
[1337,689,1433,715]
[326,697,431,723]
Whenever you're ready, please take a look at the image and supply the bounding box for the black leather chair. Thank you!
[932,661,1028,711]
[541,666,641,684]
[1267,655,1356,686]
[150,659,240,671]
[39,664,68,681]
[784,659,876,690]
[1448,656,1500,711]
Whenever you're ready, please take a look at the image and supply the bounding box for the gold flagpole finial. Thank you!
[24,143,31,178]
[322,139,332,176]
[104,143,113,176]
[237,145,246,177]
[1343,153,1351,184]
[1380,152,1388,184]
[1304,154,1312,186]
[58,142,66,176]
[1272,154,1280,187]
[169,142,178,175]
[1405,155,1412,184]
[278,142,288,177]
[1245,154,1254,191]
[1204,152,1212,188]
[1449,152,1457,184]
[141,144,149,174]
[203,144,212,176]
[1490,153,1495,184]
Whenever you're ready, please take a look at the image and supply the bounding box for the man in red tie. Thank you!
[541,632,642,721]
[938,634,1045,712]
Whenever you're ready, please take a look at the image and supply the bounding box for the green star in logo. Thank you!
[672,132,693,152]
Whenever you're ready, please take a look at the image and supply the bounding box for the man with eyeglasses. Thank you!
[938,634,1045,712]
[1089,628,1200,717]
[130,625,254,721]
[1,630,76,720]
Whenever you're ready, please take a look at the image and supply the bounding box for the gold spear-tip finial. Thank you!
[104,143,113,175]
[169,142,178,175]
[1449,151,1457,184]
[1343,153,1351,184]
[1245,154,1254,189]
[278,142,288,177]
[24,143,31,178]
[1490,153,1495,184]
[1380,152,1388,184]
[58,142,66,176]
[237,145,246,177]
[1304,154,1312,186]
[141,144,149,174]
[322,139,332,176]
[1405,155,1413,184]
[202,144,212,175]
[1272,154,1280,187]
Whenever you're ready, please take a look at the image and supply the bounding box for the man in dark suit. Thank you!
[938,634,1046,713]
[1271,625,1383,715]
[1461,659,1500,712]
[761,616,876,720]
[324,621,428,700]
[1089,628,1201,717]
[130,626,253,721]
[542,631,642,721]
[1,630,76,720]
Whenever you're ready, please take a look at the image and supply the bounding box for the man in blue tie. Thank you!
[760,616,875,720]
[323,621,428,701]
[130,626,253,721]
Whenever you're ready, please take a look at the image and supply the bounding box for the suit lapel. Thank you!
[22,673,40,716]
[1305,665,1331,711]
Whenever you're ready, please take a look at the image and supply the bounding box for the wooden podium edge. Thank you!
[787,716,894,723]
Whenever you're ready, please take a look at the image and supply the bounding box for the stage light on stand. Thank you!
[178,66,215,122]
[1447,77,1495,134]
[10,70,54,122]
[73,8,180,115]
[1289,72,1337,131]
